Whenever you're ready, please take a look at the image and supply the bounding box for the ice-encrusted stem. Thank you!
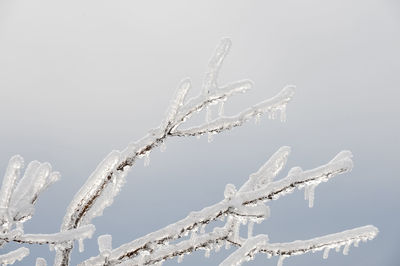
[125,226,231,266]
[79,149,352,265]
[0,156,24,211]
[220,226,379,266]
[55,39,295,266]
[0,155,60,238]
[0,224,95,245]
[0,247,29,265]
[170,85,295,137]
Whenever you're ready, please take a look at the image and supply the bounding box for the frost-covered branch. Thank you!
[55,38,296,265]
[220,225,379,266]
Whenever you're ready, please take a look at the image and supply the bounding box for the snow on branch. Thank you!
[54,38,296,265]
[220,225,379,266]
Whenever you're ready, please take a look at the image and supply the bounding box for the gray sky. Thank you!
[0,0,399,265]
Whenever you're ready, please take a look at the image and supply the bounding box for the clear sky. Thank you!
[0,1,399,265]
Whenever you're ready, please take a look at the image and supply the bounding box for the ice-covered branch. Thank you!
[239,150,353,206]
[55,39,295,265]
[0,156,60,231]
[170,85,295,137]
[0,224,95,245]
[126,226,231,266]
[80,148,353,265]
[220,225,379,266]
[0,247,29,265]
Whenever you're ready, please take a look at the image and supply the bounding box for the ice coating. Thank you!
[0,39,376,266]
[220,226,378,266]
[97,234,112,257]
[80,148,358,266]
[203,38,232,95]
[61,150,121,231]
[55,38,297,266]
[240,146,291,192]
[0,247,29,265]
[163,78,191,127]
[0,155,24,210]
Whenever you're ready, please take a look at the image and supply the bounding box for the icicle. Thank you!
[308,184,315,208]
[215,242,222,252]
[78,238,84,253]
[304,185,309,200]
[225,241,231,250]
[268,108,277,120]
[277,255,286,266]
[160,142,167,152]
[98,234,112,257]
[354,239,360,247]
[343,242,350,255]
[36,257,47,266]
[279,105,287,122]
[254,113,261,125]
[304,184,316,208]
[207,132,214,143]
[204,248,211,258]
[248,221,254,238]
[323,247,330,259]
[335,246,341,252]
[177,255,184,263]
[218,101,225,116]
[144,152,150,167]
[0,155,24,210]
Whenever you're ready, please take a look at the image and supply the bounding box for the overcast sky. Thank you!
[0,1,399,265]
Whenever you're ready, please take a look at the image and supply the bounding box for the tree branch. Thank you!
[79,149,352,265]
[220,225,379,266]
[55,38,295,265]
